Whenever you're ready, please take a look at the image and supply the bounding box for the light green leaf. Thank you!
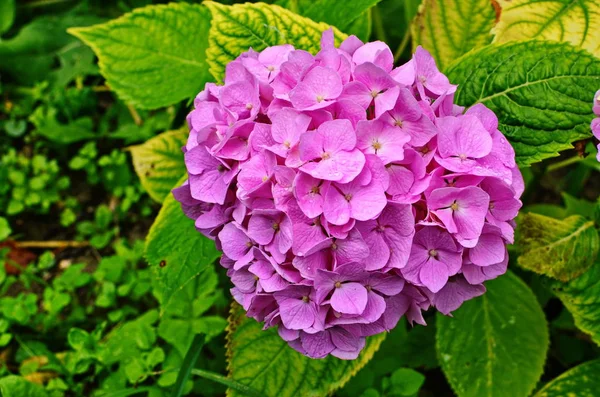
[0,217,11,241]
[534,359,600,397]
[445,40,600,166]
[276,0,380,34]
[0,375,48,397]
[387,368,425,396]
[69,3,212,109]
[227,306,385,397]
[411,0,496,70]
[205,1,347,82]
[436,271,549,397]
[0,0,15,35]
[129,128,188,203]
[145,177,220,311]
[492,0,600,58]
[551,261,600,346]
[517,213,599,282]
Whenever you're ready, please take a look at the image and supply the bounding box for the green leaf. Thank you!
[436,271,549,397]
[129,128,188,203]
[534,359,600,397]
[445,40,600,166]
[411,0,496,70]
[227,306,385,397]
[29,107,95,144]
[0,375,48,397]
[517,213,599,282]
[551,261,600,346]
[492,0,600,58]
[0,0,15,35]
[205,1,347,82]
[0,217,11,241]
[276,0,380,34]
[69,3,212,109]
[387,368,425,396]
[145,177,220,311]
[344,10,371,42]
[170,333,205,397]
[0,13,103,85]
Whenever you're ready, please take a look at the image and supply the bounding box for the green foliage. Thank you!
[145,179,221,310]
[226,306,386,397]
[204,1,347,82]
[517,213,599,281]
[445,40,600,166]
[492,0,600,58]
[0,217,11,241]
[0,375,48,397]
[129,128,188,203]
[534,359,600,397]
[411,0,496,70]
[0,0,15,35]
[69,3,213,109]
[436,272,549,397]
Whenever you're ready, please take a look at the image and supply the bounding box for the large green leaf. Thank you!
[411,0,496,70]
[129,128,188,203]
[0,13,102,85]
[517,213,599,282]
[69,3,212,109]
[204,1,347,82]
[145,178,220,311]
[276,0,380,35]
[445,40,600,166]
[551,261,600,346]
[534,359,600,397]
[493,0,600,58]
[343,10,371,42]
[227,306,385,397]
[436,271,549,397]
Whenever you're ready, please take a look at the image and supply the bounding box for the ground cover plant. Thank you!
[0,0,599,396]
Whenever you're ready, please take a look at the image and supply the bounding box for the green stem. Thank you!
[170,334,205,397]
[191,369,263,397]
[547,155,583,172]
[371,5,387,43]
[394,29,411,63]
[20,0,76,8]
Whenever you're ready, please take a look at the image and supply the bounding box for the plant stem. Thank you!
[170,334,205,397]
[547,155,584,172]
[14,240,89,249]
[20,0,76,8]
[371,5,387,43]
[191,369,263,397]
[127,104,143,126]
[394,30,411,63]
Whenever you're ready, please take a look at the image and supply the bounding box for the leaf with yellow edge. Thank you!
[204,1,346,82]
[493,0,600,58]
[411,0,496,71]
[226,305,385,397]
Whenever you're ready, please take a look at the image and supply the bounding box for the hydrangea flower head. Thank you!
[175,29,522,359]
[592,89,600,161]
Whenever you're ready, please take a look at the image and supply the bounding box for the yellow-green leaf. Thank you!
[129,128,187,203]
[492,0,600,58]
[226,305,385,397]
[411,0,496,71]
[517,213,599,282]
[204,1,347,82]
[534,359,600,397]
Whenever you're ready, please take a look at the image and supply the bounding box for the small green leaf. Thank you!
[0,0,15,35]
[0,375,48,397]
[205,1,347,82]
[69,3,212,109]
[0,217,11,241]
[551,261,600,346]
[227,305,385,397]
[517,213,599,282]
[445,40,600,166]
[275,0,380,34]
[387,368,425,396]
[145,177,220,311]
[492,0,600,58]
[436,271,549,397]
[534,359,600,397]
[411,0,496,70]
[129,128,188,203]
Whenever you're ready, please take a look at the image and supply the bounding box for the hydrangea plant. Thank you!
[67,0,600,396]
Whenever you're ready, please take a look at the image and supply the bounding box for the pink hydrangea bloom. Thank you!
[176,30,522,359]
[592,89,600,161]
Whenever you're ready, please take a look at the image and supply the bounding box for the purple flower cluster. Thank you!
[175,30,523,359]
[592,90,600,160]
